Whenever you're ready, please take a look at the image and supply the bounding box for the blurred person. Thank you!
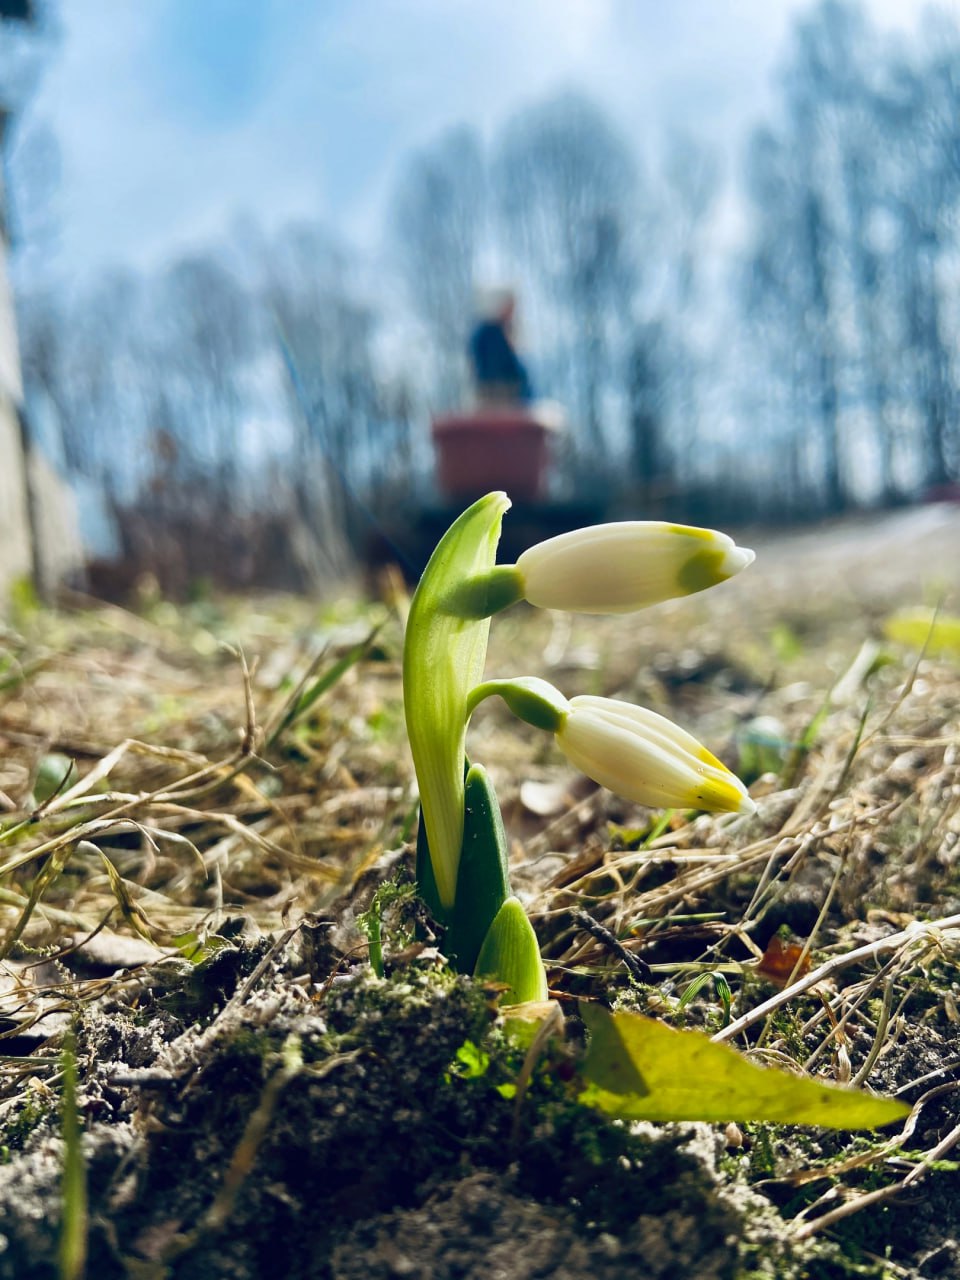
[468,287,534,403]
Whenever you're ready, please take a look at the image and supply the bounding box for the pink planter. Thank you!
[432,408,552,502]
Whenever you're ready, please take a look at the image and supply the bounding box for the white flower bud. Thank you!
[515,522,755,614]
[556,695,756,816]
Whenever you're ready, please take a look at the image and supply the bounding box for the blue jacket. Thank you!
[468,321,533,400]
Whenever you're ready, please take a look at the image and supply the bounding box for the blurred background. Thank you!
[1,0,959,601]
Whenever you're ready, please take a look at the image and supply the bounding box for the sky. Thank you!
[7,0,958,285]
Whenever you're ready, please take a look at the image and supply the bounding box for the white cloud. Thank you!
[14,0,960,283]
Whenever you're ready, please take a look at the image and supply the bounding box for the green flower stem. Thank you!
[403,492,511,910]
[442,565,525,619]
[466,677,570,733]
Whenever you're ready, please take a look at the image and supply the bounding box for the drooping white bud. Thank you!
[556,695,756,815]
[515,522,755,614]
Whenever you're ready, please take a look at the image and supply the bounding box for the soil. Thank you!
[0,943,833,1279]
[0,504,958,1279]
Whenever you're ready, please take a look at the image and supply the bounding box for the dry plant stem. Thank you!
[0,742,252,877]
[202,1039,304,1235]
[801,962,898,1075]
[896,1060,960,1098]
[569,909,652,982]
[770,1081,959,1244]
[858,617,934,747]
[552,802,898,935]
[525,792,599,862]
[227,926,299,1011]
[547,843,791,971]
[713,912,960,1045]
[755,844,848,1050]
[856,1255,917,1280]
[0,784,325,919]
[0,887,93,929]
[156,1047,371,1268]
[737,835,805,933]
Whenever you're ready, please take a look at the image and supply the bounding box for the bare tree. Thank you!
[258,221,380,570]
[494,92,637,466]
[156,253,259,498]
[390,125,485,408]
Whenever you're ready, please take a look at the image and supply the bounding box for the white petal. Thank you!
[557,697,754,815]
[517,522,754,614]
[568,696,728,773]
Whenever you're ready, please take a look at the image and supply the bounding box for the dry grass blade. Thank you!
[792,1112,960,1240]
[0,509,956,1275]
[714,914,960,1044]
[0,842,77,961]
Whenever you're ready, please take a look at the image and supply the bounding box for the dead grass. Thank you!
[0,504,958,1263]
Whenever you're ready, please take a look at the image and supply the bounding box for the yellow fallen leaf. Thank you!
[579,1004,909,1129]
[883,608,960,658]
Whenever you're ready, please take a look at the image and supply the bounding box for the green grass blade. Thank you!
[267,624,382,748]
[59,1030,88,1280]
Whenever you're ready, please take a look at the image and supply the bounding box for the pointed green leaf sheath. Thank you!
[579,1004,910,1129]
[415,762,512,973]
[403,492,511,910]
[474,897,548,1005]
[415,810,445,923]
[445,763,511,973]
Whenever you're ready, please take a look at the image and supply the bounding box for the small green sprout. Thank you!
[356,880,417,979]
[676,969,734,1027]
[59,1029,87,1280]
[402,492,756,1003]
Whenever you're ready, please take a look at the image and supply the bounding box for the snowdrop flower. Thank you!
[404,491,757,1002]
[513,522,755,614]
[557,695,756,815]
[468,679,755,817]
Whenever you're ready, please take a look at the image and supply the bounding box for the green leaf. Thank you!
[883,607,960,658]
[676,970,731,1026]
[9,575,39,624]
[451,1039,491,1079]
[96,849,156,943]
[769,621,803,662]
[172,932,238,966]
[415,759,473,927]
[415,809,445,923]
[474,897,548,1006]
[445,763,511,973]
[403,492,510,909]
[579,1005,910,1129]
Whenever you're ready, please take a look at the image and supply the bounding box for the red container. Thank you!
[432,408,552,502]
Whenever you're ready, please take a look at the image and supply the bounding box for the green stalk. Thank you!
[403,493,510,911]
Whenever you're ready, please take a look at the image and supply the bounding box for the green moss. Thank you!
[767,1009,808,1060]
[744,1123,778,1180]
[0,1090,53,1159]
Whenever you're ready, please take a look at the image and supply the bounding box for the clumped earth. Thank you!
[0,505,958,1278]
